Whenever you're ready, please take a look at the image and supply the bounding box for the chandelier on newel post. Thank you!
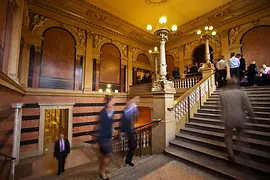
[196,26,216,70]
[147,17,177,92]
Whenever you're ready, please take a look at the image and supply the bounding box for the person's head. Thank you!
[230,52,235,58]
[262,64,267,69]
[220,56,224,60]
[226,77,238,89]
[59,132,64,140]
[104,95,115,109]
[251,61,256,64]
[236,53,241,58]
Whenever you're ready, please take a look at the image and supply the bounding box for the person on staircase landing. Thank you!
[237,53,246,80]
[220,78,255,161]
[98,95,115,180]
[216,56,227,88]
[229,52,240,79]
[120,96,140,167]
[53,132,70,175]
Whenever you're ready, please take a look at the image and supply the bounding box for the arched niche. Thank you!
[95,38,126,59]
[137,53,150,65]
[33,19,81,47]
[133,51,153,68]
[241,25,270,69]
[39,27,76,90]
[192,44,213,65]
[100,43,121,85]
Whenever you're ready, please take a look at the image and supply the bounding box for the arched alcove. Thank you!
[241,26,270,69]
[137,54,150,65]
[39,27,76,90]
[100,43,121,85]
[192,44,213,65]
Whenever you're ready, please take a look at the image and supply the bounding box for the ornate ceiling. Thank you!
[88,0,231,30]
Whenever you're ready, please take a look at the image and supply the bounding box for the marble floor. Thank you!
[16,147,99,180]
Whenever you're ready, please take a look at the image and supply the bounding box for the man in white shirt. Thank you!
[54,132,70,175]
[216,56,227,87]
[229,52,240,79]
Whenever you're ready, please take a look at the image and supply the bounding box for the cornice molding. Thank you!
[29,0,155,48]
[0,72,26,94]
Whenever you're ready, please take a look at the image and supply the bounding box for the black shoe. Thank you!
[57,172,61,176]
[99,174,110,180]
[62,170,65,173]
[227,155,235,162]
[126,162,135,167]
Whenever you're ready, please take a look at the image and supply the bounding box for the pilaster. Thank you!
[127,46,133,91]
[7,0,24,83]
[83,30,93,92]
[19,43,31,87]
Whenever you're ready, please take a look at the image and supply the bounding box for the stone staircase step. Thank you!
[204,101,270,107]
[209,97,270,101]
[211,94,270,97]
[186,122,270,141]
[201,105,270,113]
[207,99,270,104]
[165,146,261,180]
[190,117,270,130]
[168,140,270,176]
[180,127,270,152]
[198,109,270,118]
[175,133,270,165]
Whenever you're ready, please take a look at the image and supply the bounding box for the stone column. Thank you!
[83,31,93,92]
[220,29,231,79]
[159,39,167,80]
[7,0,24,82]
[152,50,159,82]
[11,103,24,166]
[19,43,30,87]
[205,38,211,63]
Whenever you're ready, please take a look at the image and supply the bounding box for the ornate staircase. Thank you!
[165,86,270,180]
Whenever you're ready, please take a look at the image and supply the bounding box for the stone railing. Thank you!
[173,76,202,89]
[168,73,215,122]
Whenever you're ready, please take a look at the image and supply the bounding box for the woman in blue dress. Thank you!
[98,95,115,180]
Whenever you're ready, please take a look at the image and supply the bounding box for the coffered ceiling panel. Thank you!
[88,0,231,30]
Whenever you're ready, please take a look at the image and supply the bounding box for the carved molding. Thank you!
[114,41,128,58]
[70,27,86,46]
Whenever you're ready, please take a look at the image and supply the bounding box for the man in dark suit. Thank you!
[54,132,70,175]
[120,96,140,167]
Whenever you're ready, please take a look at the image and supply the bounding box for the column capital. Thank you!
[11,103,24,109]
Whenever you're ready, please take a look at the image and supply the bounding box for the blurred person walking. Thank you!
[220,78,255,161]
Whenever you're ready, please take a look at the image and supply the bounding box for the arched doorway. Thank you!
[192,44,213,65]
[241,26,270,69]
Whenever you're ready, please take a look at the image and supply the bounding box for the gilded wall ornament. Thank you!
[31,15,47,33]
[145,0,169,6]
[71,27,86,46]
[114,42,128,57]
[229,23,249,45]
[93,35,104,49]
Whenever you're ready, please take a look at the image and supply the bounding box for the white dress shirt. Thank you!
[216,59,227,70]
[229,56,240,68]
[59,139,65,152]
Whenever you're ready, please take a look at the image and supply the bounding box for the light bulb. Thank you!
[209,26,213,30]
[159,16,167,24]
[171,25,177,32]
[146,24,152,31]
[107,84,111,88]
[197,30,201,35]
[154,47,158,51]
[98,89,103,93]
[149,50,152,53]
[114,89,119,93]
[212,31,216,36]
[204,26,209,30]
[106,88,111,93]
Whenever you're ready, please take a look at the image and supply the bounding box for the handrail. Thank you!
[173,75,201,80]
[168,72,215,111]
[0,152,15,160]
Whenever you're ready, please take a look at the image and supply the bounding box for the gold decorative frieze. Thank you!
[144,0,169,6]
[70,27,86,46]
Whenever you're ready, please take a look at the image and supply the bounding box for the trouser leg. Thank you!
[125,135,136,164]
[224,126,234,157]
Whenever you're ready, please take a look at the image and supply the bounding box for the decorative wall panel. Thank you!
[100,43,121,84]
[241,26,270,69]
[0,0,9,71]
[166,55,174,77]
